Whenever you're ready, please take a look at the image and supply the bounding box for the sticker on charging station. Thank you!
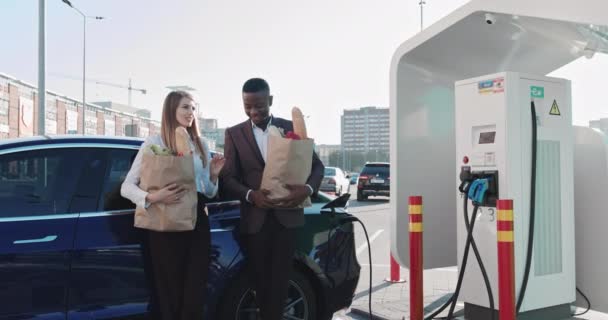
[550,99,561,116]
[478,77,504,94]
[493,78,504,93]
[531,86,544,98]
[478,80,494,94]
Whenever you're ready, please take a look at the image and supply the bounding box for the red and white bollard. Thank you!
[497,199,515,320]
[384,253,406,283]
[408,196,424,320]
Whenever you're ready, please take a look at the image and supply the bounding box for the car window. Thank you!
[0,148,86,217]
[71,150,107,212]
[99,149,138,211]
[324,168,336,176]
[361,165,390,176]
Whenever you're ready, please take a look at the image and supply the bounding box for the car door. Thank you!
[67,147,151,319]
[0,147,87,319]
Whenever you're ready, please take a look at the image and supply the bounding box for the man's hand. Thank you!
[250,189,276,209]
[274,184,311,208]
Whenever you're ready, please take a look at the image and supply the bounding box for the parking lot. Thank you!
[332,185,394,320]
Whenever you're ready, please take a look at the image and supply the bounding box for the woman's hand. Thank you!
[146,183,187,205]
[210,154,226,183]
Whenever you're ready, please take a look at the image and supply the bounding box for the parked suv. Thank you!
[357,162,390,201]
[0,136,360,320]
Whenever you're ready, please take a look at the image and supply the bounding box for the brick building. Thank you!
[0,73,159,139]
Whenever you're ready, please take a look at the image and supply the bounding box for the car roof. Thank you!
[0,135,144,151]
[364,162,390,166]
[0,135,225,156]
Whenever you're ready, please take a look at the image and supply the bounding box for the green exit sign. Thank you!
[531,86,544,98]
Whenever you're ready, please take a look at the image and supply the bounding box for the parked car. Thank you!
[0,136,360,320]
[357,162,390,201]
[349,173,359,185]
[320,167,351,196]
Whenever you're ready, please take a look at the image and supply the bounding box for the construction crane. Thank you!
[94,78,147,108]
[50,73,147,107]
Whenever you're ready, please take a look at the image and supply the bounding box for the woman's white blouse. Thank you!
[120,134,218,208]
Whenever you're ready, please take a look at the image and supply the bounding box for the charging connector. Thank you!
[459,167,499,206]
[468,178,489,205]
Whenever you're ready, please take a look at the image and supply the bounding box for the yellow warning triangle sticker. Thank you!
[549,100,561,116]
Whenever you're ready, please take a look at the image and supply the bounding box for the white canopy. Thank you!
[390,0,608,269]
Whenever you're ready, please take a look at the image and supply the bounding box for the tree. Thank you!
[328,151,342,168]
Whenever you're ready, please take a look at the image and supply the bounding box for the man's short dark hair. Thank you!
[242,78,270,93]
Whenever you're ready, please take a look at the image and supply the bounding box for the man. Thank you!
[220,78,324,320]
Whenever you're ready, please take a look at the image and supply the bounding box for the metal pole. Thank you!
[419,0,426,31]
[82,15,86,134]
[38,0,46,135]
[128,78,132,107]
[61,2,104,135]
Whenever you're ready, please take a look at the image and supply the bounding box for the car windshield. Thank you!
[324,168,336,176]
[361,165,389,175]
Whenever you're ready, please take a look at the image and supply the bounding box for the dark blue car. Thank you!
[0,136,360,320]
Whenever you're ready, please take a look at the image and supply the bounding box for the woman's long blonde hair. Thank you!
[161,91,208,167]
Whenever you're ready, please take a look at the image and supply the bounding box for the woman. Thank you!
[121,91,225,319]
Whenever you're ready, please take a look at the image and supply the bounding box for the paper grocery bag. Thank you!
[134,152,198,231]
[260,135,313,208]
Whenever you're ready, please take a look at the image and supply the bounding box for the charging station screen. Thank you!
[479,131,496,144]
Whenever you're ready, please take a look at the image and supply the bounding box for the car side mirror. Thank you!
[345,174,350,178]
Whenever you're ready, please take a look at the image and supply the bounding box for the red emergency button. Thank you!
[463,156,469,164]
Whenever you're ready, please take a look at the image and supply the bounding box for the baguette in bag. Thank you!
[292,107,308,139]
[260,107,313,208]
[175,127,192,155]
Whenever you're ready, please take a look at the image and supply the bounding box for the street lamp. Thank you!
[419,0,426,31]
[61,0,104,135]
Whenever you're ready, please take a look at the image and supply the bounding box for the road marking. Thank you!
[356,229,384,256]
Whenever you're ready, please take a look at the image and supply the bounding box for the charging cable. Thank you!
[326,210,373,320]
[516,100,537,312]
[341,215,373,320]
[445,179,495,320]
[424,179,495,320]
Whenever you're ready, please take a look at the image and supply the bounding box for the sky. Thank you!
[1,0,607,144]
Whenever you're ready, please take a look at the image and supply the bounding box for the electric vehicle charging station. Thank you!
[454,72,575,317]
[388,0,608,318]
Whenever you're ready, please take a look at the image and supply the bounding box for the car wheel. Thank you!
[217,269,318,320]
